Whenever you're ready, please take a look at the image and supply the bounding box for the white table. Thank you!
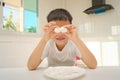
[0,66,120,80]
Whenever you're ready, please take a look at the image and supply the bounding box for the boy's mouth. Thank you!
[56,37,65,41]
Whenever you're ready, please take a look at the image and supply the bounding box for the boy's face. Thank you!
[52,20,70,46]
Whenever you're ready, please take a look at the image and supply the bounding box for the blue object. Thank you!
[93,7,106,14]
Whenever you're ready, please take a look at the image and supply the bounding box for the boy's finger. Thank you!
[64,25,73,32]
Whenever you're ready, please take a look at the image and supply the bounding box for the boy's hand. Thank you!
[43,21,56,41]
[64,24,79,40]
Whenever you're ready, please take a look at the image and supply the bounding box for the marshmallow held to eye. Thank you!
[54,27,67,33]
[54,28,61,33]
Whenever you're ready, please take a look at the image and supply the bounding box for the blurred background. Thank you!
[0,0,120,68]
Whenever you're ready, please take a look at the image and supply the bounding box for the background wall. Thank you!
[0,0,120,67]
[38,0,65,35]
[65,0,120,66]
[66,0,120,37]
[0,35,40,68]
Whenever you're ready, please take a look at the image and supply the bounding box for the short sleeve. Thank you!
[40,40,50,60]
[75,47,82,58]
[70,40,82,58]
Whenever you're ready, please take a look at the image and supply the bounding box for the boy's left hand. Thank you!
[64,24,78,40]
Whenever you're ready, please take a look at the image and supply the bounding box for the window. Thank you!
[24,0,38,33]
[0,0,38,33]
[0,0,3,29]
[3,2,20,31]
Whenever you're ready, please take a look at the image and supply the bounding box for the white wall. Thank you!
[38,0,65,35]
[0,35,40,68]
[65,0,120,37]
[65,0,120,66]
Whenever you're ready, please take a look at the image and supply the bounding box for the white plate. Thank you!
[44,66,86,80]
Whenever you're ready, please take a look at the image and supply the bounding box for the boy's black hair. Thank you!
[47,8,73,24]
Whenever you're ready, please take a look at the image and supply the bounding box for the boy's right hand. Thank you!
[43,21,56,41]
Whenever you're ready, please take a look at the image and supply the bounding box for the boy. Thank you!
[27,8,97,70]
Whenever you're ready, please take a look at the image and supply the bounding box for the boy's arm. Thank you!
[72,37,97,69]
[27,37,48,70]
[27,21,56,70]
[65,24,97,69]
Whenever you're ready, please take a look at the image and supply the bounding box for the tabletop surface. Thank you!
[0,66,120,80]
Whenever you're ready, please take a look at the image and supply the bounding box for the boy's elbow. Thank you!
[88,62,97,69]
[27,60,42,70]
[27,64,37,70]
[27,61,39,70]
[89,65,97,69]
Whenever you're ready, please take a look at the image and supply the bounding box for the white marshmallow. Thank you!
[54,27,67,33]
[60,27,67,33]
[54,28,61,33]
